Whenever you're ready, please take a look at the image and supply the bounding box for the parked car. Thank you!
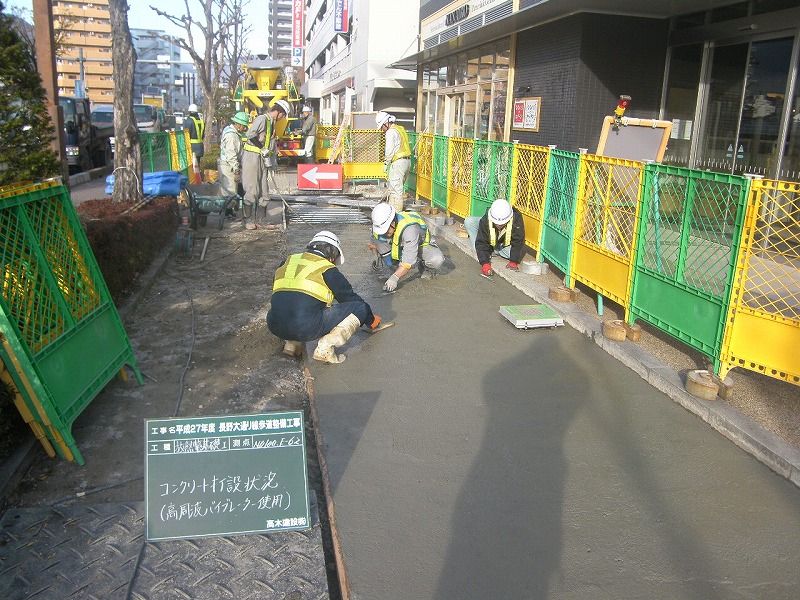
[90,104,115,155]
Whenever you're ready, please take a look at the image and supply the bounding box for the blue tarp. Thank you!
[105,170,188,196]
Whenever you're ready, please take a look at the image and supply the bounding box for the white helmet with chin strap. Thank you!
[488,198,513,226]
[308,230,345,266]
[272,99,291,117]
[371,203,396,235]
[375,111,392,128]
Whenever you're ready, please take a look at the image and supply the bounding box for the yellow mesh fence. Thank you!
[511,144,551,251]
[448,138,474,218]
[342,129,386,180]
[316,125,340,162]
[720,179,800,384]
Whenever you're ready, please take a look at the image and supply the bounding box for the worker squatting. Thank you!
[266,125,526,365]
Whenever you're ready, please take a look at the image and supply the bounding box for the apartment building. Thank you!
[301,0,420,126]
[130,29,185,112]
[52,0,113,103]
[269,0,294,65]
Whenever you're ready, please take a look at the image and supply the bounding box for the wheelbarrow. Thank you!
[185,183,239,230]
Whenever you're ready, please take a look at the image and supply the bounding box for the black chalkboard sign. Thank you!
[596,116,673,162]
[145,411,310,541]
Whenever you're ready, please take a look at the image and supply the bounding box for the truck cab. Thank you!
[58,96,113,173]
[133,103,162,133]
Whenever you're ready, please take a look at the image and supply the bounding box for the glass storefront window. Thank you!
[493,80,507,141]
[467,48,480,84]
[663,44,703,167]
[479,52,493,80]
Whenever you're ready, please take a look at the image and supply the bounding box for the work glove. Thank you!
[366,315,382,331]
[383,274,400,293]
[506,261,519,271]
[481,263,494,277]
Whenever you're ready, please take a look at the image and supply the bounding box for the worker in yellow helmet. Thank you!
[267,231,385,364]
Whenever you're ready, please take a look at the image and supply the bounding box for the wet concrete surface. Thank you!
[303,222,800,600]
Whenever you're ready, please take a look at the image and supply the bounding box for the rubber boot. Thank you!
[312,314,360,364]
[283,340,303,357]
[242,202,256,230]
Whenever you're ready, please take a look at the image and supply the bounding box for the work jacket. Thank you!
[474,207,526,265]
[374,211,431,263]
[385,123,412,163]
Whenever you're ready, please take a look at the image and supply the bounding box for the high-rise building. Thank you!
[268,0,294,64]
[52,0,114,102]
[130,29,183,112]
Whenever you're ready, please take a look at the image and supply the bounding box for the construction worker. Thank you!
[267,231,384,364]
[185,103,205,163]
[376,111,411,212]
[464,198,526,277]
[241,99,290,230]
[218,111,249,200]
[300,106,317,164]
[370,203,445,293]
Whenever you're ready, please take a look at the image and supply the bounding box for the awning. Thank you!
[390,0,730,69]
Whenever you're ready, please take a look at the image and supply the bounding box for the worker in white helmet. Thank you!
[370,203,445,293]
[464,198,526,277]
[185,103,205,163]
[300,106,317,164]
[241,99,290,229]
[376,111,411,212]
[267,231,384,364]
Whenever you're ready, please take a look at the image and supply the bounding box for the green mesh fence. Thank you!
[432,135,449,209]
[631,165,749,362]
[471,140,513,217]
[540,149,580,281]
[140,132,173,173]
[0,184,142,464]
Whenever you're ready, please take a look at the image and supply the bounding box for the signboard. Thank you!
[145,411,310,541]
[595,116,673,162]
[334,0,349,33]
[298,164,343,190]
[292,0,304,66]
[421,0,508,41]
[512,97,541,132]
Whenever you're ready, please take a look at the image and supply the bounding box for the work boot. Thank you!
[282,340,304,357]
[242,202,256,230]
[312,314,360,364]
[419,263,437,279]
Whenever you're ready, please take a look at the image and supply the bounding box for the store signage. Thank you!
[334,0,349,33]
[292,0,304,66]
[421,0,507,40]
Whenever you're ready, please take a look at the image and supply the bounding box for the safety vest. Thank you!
[272,253,335,306]
[188,116,204,144]
[386,211,430,261]
[390,124,412,162]
[489,214,513,248]
[244,114,274,153]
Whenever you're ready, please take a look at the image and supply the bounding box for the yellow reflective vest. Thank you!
[385,211,430,261]
[390,124,411,162]
[188,116,205,144]
[489,214,513,248]
[244,114,274,153]
[272,253,334,306]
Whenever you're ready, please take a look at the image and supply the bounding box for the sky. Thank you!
[7,0,272,56]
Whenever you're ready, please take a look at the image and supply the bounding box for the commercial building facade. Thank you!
[301,0,420,125]
[396,0,800,181]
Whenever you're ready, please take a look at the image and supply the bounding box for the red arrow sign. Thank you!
[297,164,343,190]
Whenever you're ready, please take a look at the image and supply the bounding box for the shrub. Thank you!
[199,143,220,171]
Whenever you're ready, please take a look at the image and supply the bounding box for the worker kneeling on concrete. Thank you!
[464,198,526,277]
[267,231,383,364]
[370,203,445,293]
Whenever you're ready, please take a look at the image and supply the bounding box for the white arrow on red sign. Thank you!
[301,167,339,185]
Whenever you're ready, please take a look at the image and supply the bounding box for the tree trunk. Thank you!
[108,0,142,204]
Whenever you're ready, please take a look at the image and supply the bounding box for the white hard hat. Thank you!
[273,99,291,116]
[488,199,513,226]
[371,203,396,235]
[309,230,344,266]
[188,103,198,113]
[301,106,312,113]
[375,111,392,128]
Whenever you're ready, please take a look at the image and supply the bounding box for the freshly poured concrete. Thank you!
[302,223,800,600]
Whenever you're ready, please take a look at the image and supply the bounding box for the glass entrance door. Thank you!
[696,37,794,177]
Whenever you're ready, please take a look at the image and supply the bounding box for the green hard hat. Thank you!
[231,111,249,126]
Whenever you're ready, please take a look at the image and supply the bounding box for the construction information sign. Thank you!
[144,411,310,541]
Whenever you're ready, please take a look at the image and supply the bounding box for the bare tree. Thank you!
[9,5,78,68]
[221,0,251,92]
[108,0,142,204]
[151,0,248,151]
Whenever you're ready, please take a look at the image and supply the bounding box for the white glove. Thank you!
[383,274,399,293]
